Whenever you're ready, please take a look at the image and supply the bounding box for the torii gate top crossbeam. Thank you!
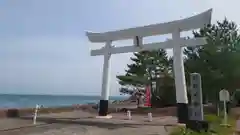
[86,9,212,43]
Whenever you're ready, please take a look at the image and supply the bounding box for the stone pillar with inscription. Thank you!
[189,73,204,121]
[187,73,209,132]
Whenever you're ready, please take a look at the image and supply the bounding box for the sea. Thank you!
[0,94,129,109]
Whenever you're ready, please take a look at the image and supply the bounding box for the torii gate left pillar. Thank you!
[98,41,112,116]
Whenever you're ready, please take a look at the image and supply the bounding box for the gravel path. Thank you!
[0,110,177,135]
[28,125,95,135]
[26,125,170,135]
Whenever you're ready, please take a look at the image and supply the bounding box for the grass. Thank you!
[170,114,236,135]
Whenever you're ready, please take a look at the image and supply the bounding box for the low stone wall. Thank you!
[111,105,216,116]
[230,107,240,117]
[0,104,95,118]
[107,106,177,116]
[0,104,219,118]
[126,107,177,116]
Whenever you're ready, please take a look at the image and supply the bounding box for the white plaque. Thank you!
[219,89,230,101]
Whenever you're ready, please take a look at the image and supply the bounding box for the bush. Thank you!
[204,114,221,123]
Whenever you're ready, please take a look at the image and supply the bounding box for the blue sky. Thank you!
[0,0,238,96]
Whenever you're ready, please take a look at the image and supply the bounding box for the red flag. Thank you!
[144,85,151,107]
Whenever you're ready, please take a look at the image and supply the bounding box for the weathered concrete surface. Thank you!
[0,118,46,131]
[0,110,178,135]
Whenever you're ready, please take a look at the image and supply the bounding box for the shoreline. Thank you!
[0,94,129,109]
[0,104,176,118]
[0,103,218,119]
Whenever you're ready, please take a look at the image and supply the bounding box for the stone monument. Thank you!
[189,73,204,121]
[187,73,209,132]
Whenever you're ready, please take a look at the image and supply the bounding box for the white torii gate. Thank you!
[86,9,212,123]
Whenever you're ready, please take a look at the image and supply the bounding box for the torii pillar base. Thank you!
[96,115,112,119]
[98,100,109,116]
[177,103,189,124]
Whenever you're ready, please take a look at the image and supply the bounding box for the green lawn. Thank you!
[170,114,236,135]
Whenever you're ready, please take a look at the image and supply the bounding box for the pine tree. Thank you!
[117,49,170,87]
[117,49,175,107]
[184,18,240,102]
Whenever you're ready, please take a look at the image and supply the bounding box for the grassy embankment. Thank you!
[170,114,236,135]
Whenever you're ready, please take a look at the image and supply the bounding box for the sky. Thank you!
[0,0,239,96]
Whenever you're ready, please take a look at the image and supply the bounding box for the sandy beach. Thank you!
[0,106,178,135]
